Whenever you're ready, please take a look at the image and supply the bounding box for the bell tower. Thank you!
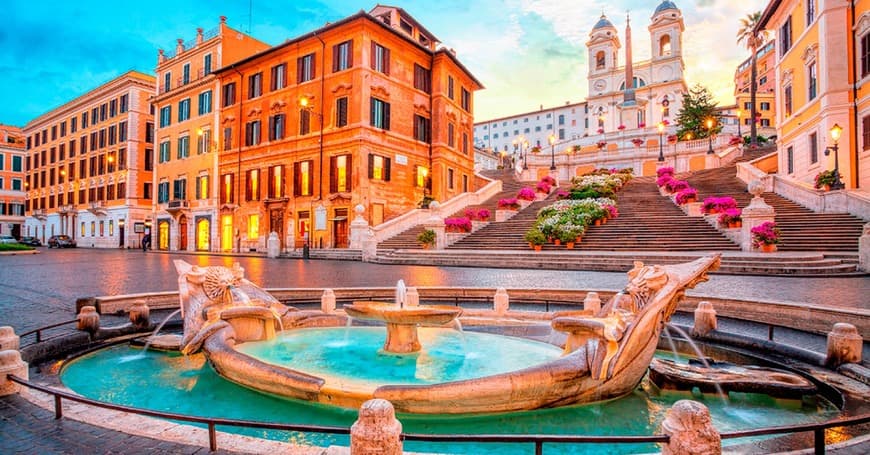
[648,1,685,75]
[586,14,620,96]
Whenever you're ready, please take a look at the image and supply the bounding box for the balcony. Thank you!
[166,199,190,214]
[32,209,47,220]
[58,204,76,214]
[88,201,108,216]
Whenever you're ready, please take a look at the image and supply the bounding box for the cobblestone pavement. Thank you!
[0,248,867,333]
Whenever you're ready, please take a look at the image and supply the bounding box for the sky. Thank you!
[1,0,769,127]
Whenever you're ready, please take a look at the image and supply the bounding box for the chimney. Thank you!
[196,27,204,45]
[220,15,227,24]
[176,38,184,55]
[157,49,166,64]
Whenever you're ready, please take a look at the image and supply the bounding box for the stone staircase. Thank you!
[685,166,865,252]
[376,169,528,250]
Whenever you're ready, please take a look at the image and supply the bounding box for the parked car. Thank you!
[18,236,42,247]
[47,235,76,248]
[0,235,18,244]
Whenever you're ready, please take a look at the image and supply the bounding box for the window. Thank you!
[559,129,565,140]
[371,42,390,74]
[864,115,870,151]
[119,121,127,142]
[293,160,314,196]
[448,123,455,147]
[558,114,565,126]
[461,88,471,111]
[173,178,187,200]
[157,181,169,203]
[806,0,815,26]
[120,94,128,113]
[760,102,771,111]
[333,40,353,72]
[159,141,170,163]
[245,169,260,201]
[247,73,262,99]
[413,64,431,93]
[144,148,153,171]
[145,122,154,143]
[462,174,468,192]
[335,97,348,127]
[297,54,316,83]
[779,16,792,56]
[204,54,212,75]
[71,117,77,133]
[108,125,116,146]
[368,154,391,182]
[222,82,236,107]
[299,109,311,135]
[109,100,117,118]
[786,146,794,174]
[448,76,454,100]
[863,33,870,78]
[244,120,261,146]
[100,104,107,121]
[195,174,209,199]
[329,155,351,193]
[268,165,285,198]
[808,62,817,101]
[809,132,818,164]
[177,136,190,159]
[99,129,106,148]
[118,148,126,170]
[268,114,285,141]
[163,72,171,92]
[447,168,454,189]
[595,51,605,69]
[197,129,211,154]
[659,34,672,56]
[12,156,22,172]
[247,214,259,240]
[220,173,234,204]
[182,63,190,84]
[159,106,172,127]
[60,121,66,137]
[415,165,427,187]
[370,98,390,130]
[198,90,213,115]
[270,63,286,91]
[413,115,431,143]
[535,126,542,132]
[462,132,469,155]
[223,127,233,150]
[12,179,21,191]
[783,86,793,117]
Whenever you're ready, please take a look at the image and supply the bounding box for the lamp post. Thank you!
[706,118,715,155]
[657,122,665,162]
[299,96,325,199]
[825,123,846,190]
[736,109,742,139]
[522,140,529,170]
[548,134,556,171]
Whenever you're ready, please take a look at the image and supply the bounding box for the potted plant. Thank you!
[596,127,604,134]
[718,208,742,228]
[517,187,536,201]
[536,181,552,194]
[530,146,541,154]
[631,138,644,147]
[656,166,675,178]
[558,227,579,249]
[751,221,781,252]
[596,140,607,149]
[675,188,698,205]
[444,217,472,233]
[497,198,521,210]
[417,229,436,249]
[814,170,837,191]
[638,122,646,128]
[572,145,582,153]
[617,124,626,131]
[524,229,546,251]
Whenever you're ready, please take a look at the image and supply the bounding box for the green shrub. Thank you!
[417,229,436,246]
[0,243,34,251]
[524,229,546,246]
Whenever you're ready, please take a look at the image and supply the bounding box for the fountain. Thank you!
[170,255,725,413]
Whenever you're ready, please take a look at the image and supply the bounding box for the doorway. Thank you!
[178,215,188,251]
[221,215,233,251]
[332,208,348,248]
[158,220,170,250]
[269,208,284,249]
[196,217,210,251]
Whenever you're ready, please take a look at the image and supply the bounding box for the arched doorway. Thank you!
[178,215,188,251]
[158,220,170,250]
[196,217,210,251]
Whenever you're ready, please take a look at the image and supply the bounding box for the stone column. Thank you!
[692,301,717,337]
[129,300,151,330]
[740,180,775,251]
[321,289,336,314]
[348,204,370,250]
[0,326,20,351]
[350,399,403,455]
[660,400,721,455]
[493,288,509,315]
[0,350,28,397]
[266,232,280,258]
[858,223,870,272]
[826,323,862,368]
[423,201,446,250]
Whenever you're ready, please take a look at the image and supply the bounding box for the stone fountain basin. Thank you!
[344,301,462,325]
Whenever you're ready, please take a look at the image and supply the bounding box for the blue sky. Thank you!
[1,0,768,127]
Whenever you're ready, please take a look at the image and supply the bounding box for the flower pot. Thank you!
[728,221,742,229]
[759,243,777,253]
[822,184,831,192]
[708,209,719,215]
[533,245,542,252]
[421,244,431,250]
[566,242,575,249]
[593,219,602,226]
[554,239,561,246]
[575,235,582,243]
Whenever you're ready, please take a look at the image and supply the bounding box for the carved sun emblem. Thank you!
[202,267,239,303]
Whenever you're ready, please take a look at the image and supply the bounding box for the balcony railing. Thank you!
[87,200,107,215]
[31,209,47,220]
[166,199,190,213]
[58,204,76,214]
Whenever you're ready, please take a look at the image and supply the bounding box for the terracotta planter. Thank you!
[759,243,777,253]
[822,184,831,192]
[708,208,719,215]
[421,244,431,250]
[594,219,602,226]
[565,242,575,249]
[533,245,542,252]
[575,235,582,243]
[554,239,561,246]
[728,221,742,229]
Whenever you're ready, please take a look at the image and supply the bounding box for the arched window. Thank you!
[619,77,646,90]
[659,35,672,56]
[595,51,606,69]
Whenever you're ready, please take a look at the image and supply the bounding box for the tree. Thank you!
[737,11,765,147]
[675,84,721,140]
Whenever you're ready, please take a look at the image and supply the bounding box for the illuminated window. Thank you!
[268,165,285,198]
[221,215,233,251]
[245,169,260,201]
[659,35,671,56]
[330,155,351,193]
[81,222,85,237]
[221,173,234,204]
[415,165,427,188]
[294,161,313,196]
[109,220,114,236]
[368,154,390,182]
[248,214,259,240]
[91,221,95,236]
[196,175,209,200]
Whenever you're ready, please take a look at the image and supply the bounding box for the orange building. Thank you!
[151,17,269,251]
[23,71,156,247]
[734,40,776,133]
[0,125,26,238]
[215,5,482,252]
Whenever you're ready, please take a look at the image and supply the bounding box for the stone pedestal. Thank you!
[826,323,863,368]
[321,289,336,314]
[583,292,601,314]
[266,232,280,258]
[77,306,100,333]
[493,288,509,315]
[350,399,403,455]
[684,202,704,217]
[129,300,151,330]
[740,180,775,252]
[660,400,721,455]
[405,287,419,307]
[423,206,446,250]
[495,209,517,222]
[518,199,533,210]
[348,204,371,250]
[0,350,28,396]
[362,238,378,262]
[692,301,717,337]
[859,223,870,272]
[0,326,20,351]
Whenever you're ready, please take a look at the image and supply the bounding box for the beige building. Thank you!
[0,125,26,238]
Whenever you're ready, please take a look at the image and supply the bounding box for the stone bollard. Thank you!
[692,301,717,337]
[493,288,509,315]
[321,289,336,314]
[405,287,420,307]
[266,232,280,258]
[350,399,403,455]
[0,326,20,351]
[826,323,863,368]
[75,296,97,314]
[129,300,151,330]
[660,400,721,455]
[583,292,601,314]
[77,306,100,334]
[0,350,29,396]
[740,180,775,252]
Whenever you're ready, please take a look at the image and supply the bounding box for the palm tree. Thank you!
[737,11,764,147]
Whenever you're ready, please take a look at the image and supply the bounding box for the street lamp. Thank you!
[657,122,665,162]
[706,118,715,155]
[825,123,846,190]
[736,109,742,139]
[548,134,556,171]
[522,140,529,170]
[299,96,325,199]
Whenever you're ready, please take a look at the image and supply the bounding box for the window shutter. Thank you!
[307,160,314,195]
[368,154,374,179]
[296,57,303,83]
[279,165,286,197]
[311,55,316,79]
[346,155,352,191]
[332,44,339,72]
[347,40,353,68]
[384,102,391,130]
[293,162,301,197]
[329,156,337,193]
[370,41,376,69]
[384,157,391,182]
[384,48,390,75]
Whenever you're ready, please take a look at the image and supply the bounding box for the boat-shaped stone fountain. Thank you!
[173,255,721,414]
